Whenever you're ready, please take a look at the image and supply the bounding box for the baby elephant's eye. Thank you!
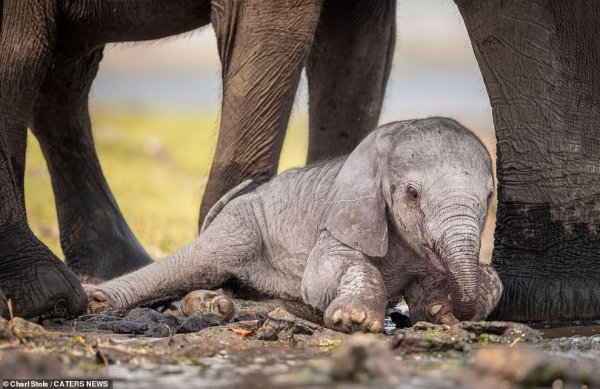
[406,185,419,201]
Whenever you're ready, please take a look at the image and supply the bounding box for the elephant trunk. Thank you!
[428,206,481,320]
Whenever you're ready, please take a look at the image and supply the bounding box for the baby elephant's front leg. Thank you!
[302,231,387,333]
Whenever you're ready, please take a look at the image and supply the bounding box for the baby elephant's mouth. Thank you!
[424,246,447,274]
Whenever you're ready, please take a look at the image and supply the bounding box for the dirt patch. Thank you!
[1,310,598,388]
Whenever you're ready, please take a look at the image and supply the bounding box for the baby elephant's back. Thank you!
[254,161,343,261]
[200,179,261,233]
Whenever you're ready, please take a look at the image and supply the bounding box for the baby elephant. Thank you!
[88,117,502,333]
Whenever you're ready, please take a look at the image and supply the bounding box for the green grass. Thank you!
[25,109,495,262]
[25,108,308,258]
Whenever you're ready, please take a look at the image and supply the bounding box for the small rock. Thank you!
[256,307,322,341]
[459,321,542,343]
[393,327,470,353]
[79,309,129,323]
[229,319,263,332]
[95,308,179,336]
[145,322,177,337]
[234,299,323,324]
[233,310,268,322]
[393,320,540,354]
[176,314,225,333]
[104,320,147,334]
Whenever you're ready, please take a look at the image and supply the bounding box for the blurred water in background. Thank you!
[92,67,491,133]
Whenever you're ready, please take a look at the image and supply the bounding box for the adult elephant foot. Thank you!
[61,212,153,284]
[456,0,600,321]
[0,224,86,319]
[32,49,152,283]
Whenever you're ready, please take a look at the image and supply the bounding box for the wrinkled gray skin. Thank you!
[0,0,394,319]
[88,118,503,332]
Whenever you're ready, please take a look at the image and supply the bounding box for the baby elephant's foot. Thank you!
[428,303,459,326]
[85,285,119,314]
[181,290,235,322]
[324,297,384,334]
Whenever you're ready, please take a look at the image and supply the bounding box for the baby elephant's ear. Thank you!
[319,131,388,257]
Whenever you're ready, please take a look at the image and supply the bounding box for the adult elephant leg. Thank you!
[198,0,323,225]
[59,0,211,48]
[456,0,600,321]
[0,0,86,318]
[34,0,212,282]
[306,0,396,163]
[31,48,152,283]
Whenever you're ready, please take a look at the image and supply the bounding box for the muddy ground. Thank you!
[1,306,599,389]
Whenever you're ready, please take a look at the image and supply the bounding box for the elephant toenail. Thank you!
[332,309,343,324]
[369,321,383,333]
[351,310,366,323]
[92,291,107,302]
[54,298,67,317]
[217,299,235,320]
[440,312,459,326]
[429,303,443,316]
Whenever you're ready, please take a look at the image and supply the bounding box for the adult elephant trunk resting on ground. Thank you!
[0,0,395,318]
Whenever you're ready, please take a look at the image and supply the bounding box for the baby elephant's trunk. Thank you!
[431,207,482,320]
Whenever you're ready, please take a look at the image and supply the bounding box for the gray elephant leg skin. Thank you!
[87,200,262,313]
[456,0,600,321]
[302,231,387,333]
[31,48,152,282]
[0,0,214,317]
[306,0,396,163]
[198,0,323,225]
[89,118,497,333]
[0,0,86,319]
[10,1,211,283]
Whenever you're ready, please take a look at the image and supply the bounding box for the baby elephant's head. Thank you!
[320,117,493,320]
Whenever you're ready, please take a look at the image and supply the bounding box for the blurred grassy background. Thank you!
[25,109,495,262]
[25,110,309,259]
[24,0,497,263]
